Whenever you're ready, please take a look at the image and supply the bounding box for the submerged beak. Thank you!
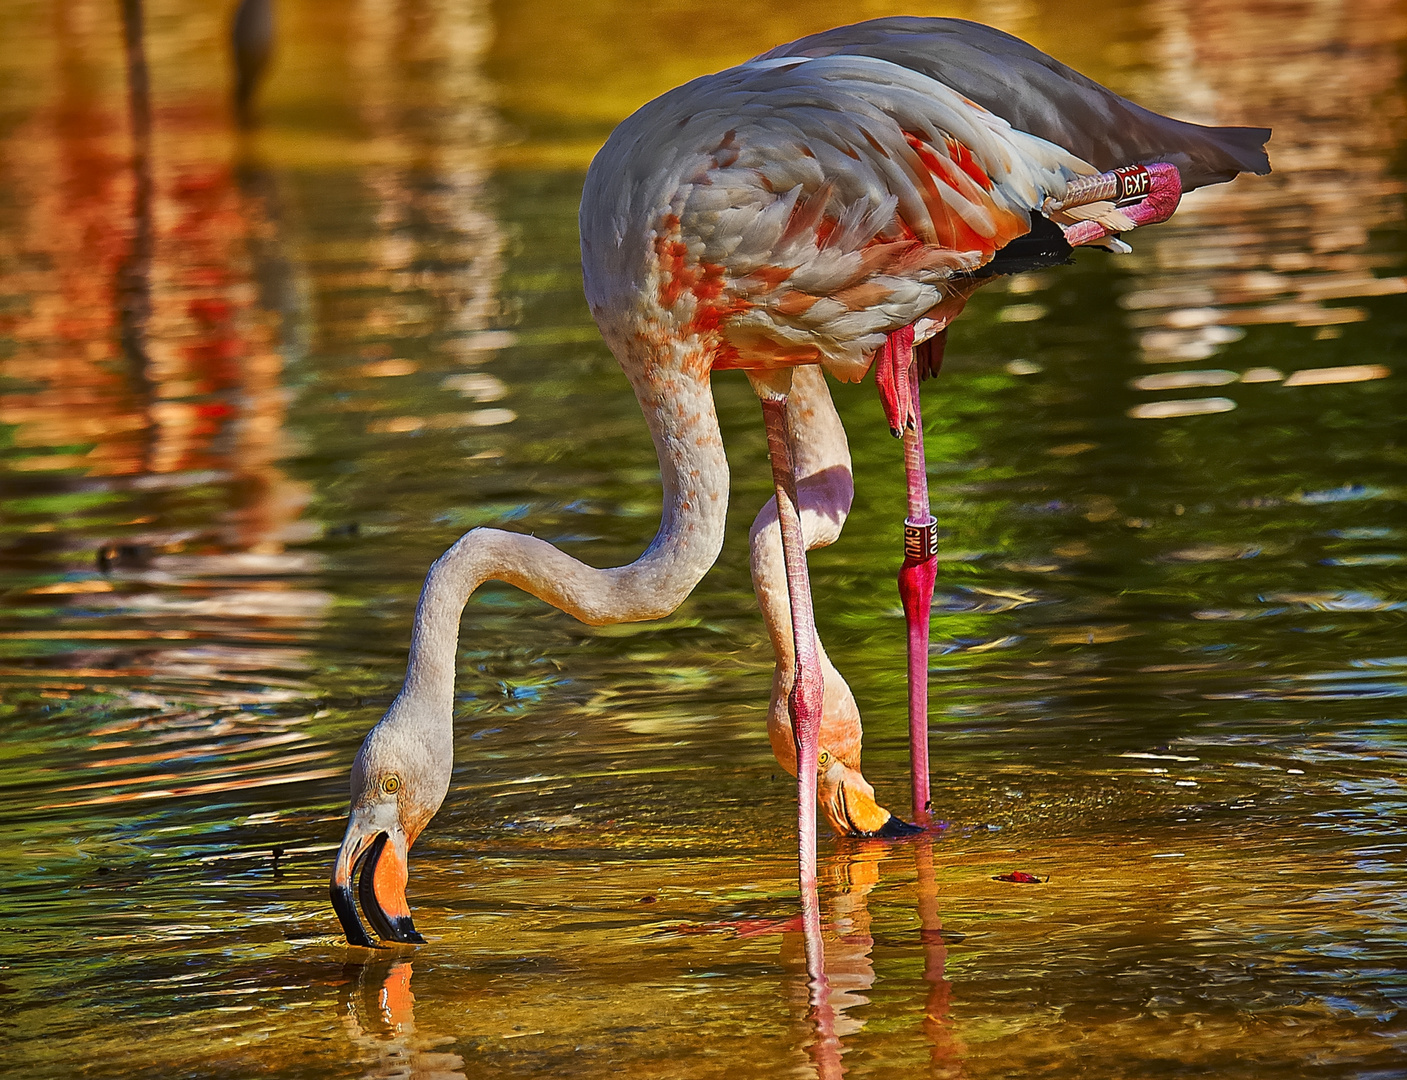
[331,808,426,948]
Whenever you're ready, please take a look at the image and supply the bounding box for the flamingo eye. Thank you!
[818,750,831,767]
[381,774,401,795]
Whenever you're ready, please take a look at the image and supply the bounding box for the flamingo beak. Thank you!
[819,762,924,839]
[331,809,426,947]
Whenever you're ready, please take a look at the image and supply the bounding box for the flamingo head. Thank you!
[331,714,451,948]
[817,749,924,839]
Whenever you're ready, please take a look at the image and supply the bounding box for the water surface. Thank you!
[1,1,1405,1077]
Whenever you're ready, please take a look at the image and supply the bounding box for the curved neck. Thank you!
[386,365,729,725]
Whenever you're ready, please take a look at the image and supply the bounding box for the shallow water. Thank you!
[2,1,1405,1077]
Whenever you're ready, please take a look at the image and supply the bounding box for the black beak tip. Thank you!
[889,426,903,438]
[390,917,427,945]
[869,814,926,839]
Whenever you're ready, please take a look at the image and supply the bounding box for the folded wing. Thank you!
[755,17,1271,189]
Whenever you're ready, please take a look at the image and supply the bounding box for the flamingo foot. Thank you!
[1061,162,1183,247]
[875,325,916,436]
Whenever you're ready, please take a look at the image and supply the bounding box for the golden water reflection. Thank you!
[342,959,467,1080]
[1123,0,1407,370]
[782,841,965,1078]
[343,839,964,1080]
[0,0,1404,1077]
[0,0,506,723]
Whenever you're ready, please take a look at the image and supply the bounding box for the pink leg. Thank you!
[760,396,825,889]
[878,326,940,825]
[899,357,938,825]
[800,876,843,1080]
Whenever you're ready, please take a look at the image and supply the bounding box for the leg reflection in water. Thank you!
[339,959,465,1080]
[783,840,966,1078]
[913,836,967,1077]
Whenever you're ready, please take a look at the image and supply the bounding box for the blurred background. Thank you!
[0,2,1403,1077]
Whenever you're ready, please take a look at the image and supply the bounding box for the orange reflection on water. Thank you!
[0,1,328,722]
[771,839,964,1077]
[332,838,963,1080]
[0,1,145,471]
[1125,0,1407,365]
[0,0,307,534]
[340,960,467,1080]
[1,0,517,904]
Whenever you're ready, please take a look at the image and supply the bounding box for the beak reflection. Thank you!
[338,959,467,1080]
[331,815,426,948]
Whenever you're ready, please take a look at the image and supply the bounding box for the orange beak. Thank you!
[818,761,924,839]
[331,810,425,947]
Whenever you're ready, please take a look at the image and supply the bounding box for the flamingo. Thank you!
[331,17,1269,948]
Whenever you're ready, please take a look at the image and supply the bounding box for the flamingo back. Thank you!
[582,53,1088,383]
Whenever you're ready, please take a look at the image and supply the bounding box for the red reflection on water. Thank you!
[0,1,323,732]
[0,1,309,550]
[0,2,144,472]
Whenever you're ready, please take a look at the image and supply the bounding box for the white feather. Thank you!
[581,50,1093,381]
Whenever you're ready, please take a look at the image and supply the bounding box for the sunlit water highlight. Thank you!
[1,1,1404,1077]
